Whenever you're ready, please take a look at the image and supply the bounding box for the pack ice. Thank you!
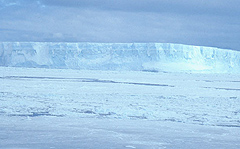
[1,42,240,73]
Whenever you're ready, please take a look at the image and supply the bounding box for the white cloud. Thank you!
[0,0,239,50]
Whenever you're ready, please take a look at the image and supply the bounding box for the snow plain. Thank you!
[0,67,240,148]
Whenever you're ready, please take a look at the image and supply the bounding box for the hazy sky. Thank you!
[0,0,240,50]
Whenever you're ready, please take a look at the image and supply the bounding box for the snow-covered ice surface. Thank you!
[0,116,240,149]
[0,67,240,148]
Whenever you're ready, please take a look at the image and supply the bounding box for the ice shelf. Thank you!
[0,42,240,73]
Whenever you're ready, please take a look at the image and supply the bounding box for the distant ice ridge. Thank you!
[0,42,240,73]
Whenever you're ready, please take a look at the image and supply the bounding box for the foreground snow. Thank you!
[0,67,240,148]
[0,116,239,149]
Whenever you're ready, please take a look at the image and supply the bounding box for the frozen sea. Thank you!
[0,67,240,148]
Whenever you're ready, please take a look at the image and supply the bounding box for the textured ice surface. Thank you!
[1,42,240,73]
[1,67,240,127]
[1,67,240,148]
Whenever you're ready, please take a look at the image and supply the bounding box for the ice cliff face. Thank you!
[0,42,240,73]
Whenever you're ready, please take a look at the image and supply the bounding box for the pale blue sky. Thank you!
[0,0,240,50]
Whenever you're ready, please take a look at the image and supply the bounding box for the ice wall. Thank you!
[0,42,240,73]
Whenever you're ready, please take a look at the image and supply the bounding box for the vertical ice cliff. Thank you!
[0,42,240,73]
